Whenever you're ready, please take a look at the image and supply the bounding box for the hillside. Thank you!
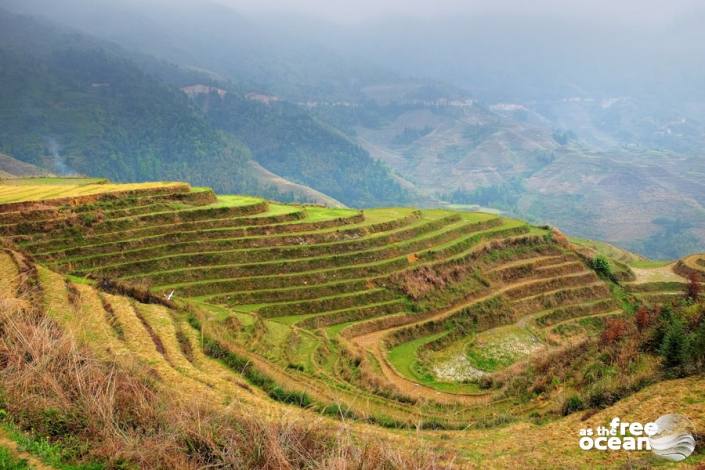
[0,9,411,208]
[0,153,51,178]
[313,93,705,258]
[1,177,704,468]
[187,87,410,207]
[1,0,397,102]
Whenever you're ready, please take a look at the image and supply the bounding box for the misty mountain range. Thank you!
[1,0,705,258]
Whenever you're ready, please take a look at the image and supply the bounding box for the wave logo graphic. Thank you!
[649,414,696,462]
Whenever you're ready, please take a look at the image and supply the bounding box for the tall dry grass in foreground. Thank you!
[0,298,451,469]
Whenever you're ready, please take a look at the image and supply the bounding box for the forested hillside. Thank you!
[0,11,258,189]
[191,91,410,207]
[0,9,411,207]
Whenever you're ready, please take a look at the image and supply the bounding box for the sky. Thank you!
[217,0,704,26]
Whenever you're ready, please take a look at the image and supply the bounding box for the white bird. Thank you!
[165,290,175,301]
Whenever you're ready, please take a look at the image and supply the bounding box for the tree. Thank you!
[659,318,688,371]
[649,306,672,352]
[690,319,705,371]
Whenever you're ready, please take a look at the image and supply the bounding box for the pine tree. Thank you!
[659,318,687,370]
[649,306,672,352]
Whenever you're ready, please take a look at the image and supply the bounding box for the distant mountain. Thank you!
[313,90,705,259]
[521,97,705,157]
[0,9,411,207]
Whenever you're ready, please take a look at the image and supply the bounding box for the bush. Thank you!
[561,395,584,416]
[590,255,615,282]
[686,274,701,301]
[635,306,652,331]
[601,318,629,345]
[689,320,705,370]
[586,386,615,409]
[478,375,494,390]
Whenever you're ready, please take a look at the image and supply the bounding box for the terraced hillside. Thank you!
[0,177,627,429]
[0,177,192,205]
[3,177,705,468]
[676,253,705,281]
[614,255,702,307]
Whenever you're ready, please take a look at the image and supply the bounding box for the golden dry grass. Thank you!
[133,303,248,396]
[0,251,18,298]
[427,375,705,469]
[0,180,185,203]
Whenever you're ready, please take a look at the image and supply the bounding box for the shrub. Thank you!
[600,318,628,345]
[686,273,701,301]
[478,375,494,390]
[689,320,705,370]
[586,386,615,409]
[648,306,672,351]
[635,305,652,331]
[590,255,615,282]
[561,395,584,416]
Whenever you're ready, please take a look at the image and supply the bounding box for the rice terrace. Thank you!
[0,176,703,468]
